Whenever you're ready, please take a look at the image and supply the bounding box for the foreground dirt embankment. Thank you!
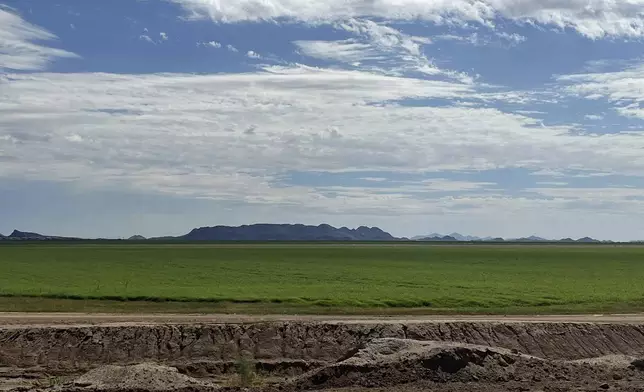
[2,318,644,391]
[3,320,644,368]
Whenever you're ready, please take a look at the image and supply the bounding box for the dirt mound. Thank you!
[342,338,528,365]
[286,339,525,390]
[283,338,644,391]
[68,363,217,392]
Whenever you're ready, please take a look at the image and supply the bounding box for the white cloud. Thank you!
[584,114,604,120]
[531,168,566,177]
[557,64,644,119]
[435,33,483,45]
[295,19,471,82]
[320,178,496,194]
[65,134,83,143]
[226,44,239,52]
[295,40,381,64]
[531,169,614,178]
[0,8,79,71]
[435,31,526,46]
[339,19,444,77]
[495,31,526,44]
[200,40,222,48]
[535,181,568,186]
[420,178,497,191]
[160,32,169,41]
[515,110,545,115]
[529,187,644,203]
[582,58,639,73]
[411,36,433,45]
[172,0,644,38]
[246,50,262,59]
[139,34,155,44]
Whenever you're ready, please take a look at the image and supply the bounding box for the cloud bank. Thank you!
[174,0,644,38]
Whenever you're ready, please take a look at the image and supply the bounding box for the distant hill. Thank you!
[0,230,80,241]
[448,233,484,241]
[172,224,396,241]
[9,230,49,240]
[411,233,443,240]
[416,233,498,242]
[559,237,602,243]
[128,235,147,241]
[509,236,548,242]
[417,235,459,242]
[575,237,602,243]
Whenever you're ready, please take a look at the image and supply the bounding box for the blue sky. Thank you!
[2,0,644,240]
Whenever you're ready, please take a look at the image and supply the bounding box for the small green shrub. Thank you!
[48,376,63,387]
[235,357,256,387]
[32,375,63,388]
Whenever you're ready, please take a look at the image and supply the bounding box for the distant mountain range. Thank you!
[414,233,604,243]
[0,227,619,243]
[0,224,396,242]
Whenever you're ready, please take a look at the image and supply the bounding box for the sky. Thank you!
[2,1,644,240]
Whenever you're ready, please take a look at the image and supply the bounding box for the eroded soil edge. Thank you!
[2,321,644,391]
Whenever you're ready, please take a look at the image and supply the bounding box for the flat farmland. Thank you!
[1,243,644,314]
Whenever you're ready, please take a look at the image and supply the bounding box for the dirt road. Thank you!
[2,312,644,327]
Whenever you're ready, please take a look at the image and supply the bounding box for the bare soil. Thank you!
[3,314,644,391]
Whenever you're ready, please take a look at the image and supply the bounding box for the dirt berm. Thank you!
[3,321,644,391]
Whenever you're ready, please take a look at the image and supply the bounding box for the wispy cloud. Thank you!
[495,32,527,45]
[139,34,155,44]
[435,31,526,46]
[226,44,239,52]
[246,50,262,59]
[0,8,79,71]
[160,32,168,41]
[294,40,380,64]
[557,63,644,119]
[295,18,472,82]
[535,181,568,186]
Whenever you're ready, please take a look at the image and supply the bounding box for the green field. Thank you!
[1,243,644,314]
